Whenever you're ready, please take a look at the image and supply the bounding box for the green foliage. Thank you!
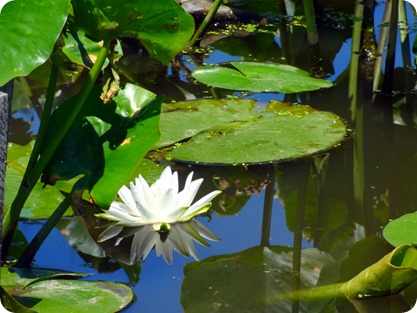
[5,142,74,219]
[70,0,194,64]
[383,211,417,247]
[166,100,348,165]
[1,267,133,312]
[0,0,69,86]
[181,246,334,313]
[191,62,333,93]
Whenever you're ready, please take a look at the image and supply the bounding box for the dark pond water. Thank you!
[6,1,417,312]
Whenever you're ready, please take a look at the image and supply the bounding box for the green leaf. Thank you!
[167,101,348,165]
[157,99,256,148]
[1,285,37,313]
[91,97,162,208]
[0,0,69,86]
[383,211,417,247]
[191,62,333,93]
[1,267,133,313]
[181,246,334,313]
[339,245,417,298]
[5,142,73,219]
[71,0,194,64]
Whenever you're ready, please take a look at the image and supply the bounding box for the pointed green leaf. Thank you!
[91,97,162,208]
[0,0,69,86]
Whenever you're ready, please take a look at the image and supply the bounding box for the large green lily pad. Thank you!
[0,0,69,86]
[191,62,333,93]
[1,267,133,312]
[166,100,348,165]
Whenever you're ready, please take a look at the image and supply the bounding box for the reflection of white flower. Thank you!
[96,166,222,264]
[98,220,220,264]
[96,166,221,229]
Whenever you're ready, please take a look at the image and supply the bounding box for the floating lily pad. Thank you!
[166,101,348,165]
[157,99,256,148]
[383,212,417,247]
[1,267,134,313]
[5,142,73,219]
[191,62,333,93]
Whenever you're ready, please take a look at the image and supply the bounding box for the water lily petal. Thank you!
[171,224,199,260]
[179,221,210,247]
[97,202,141,223]
[130,226,158,263]
[118,185,138,215]
[156,240,174,264]
[154,171,179,219]
[190,219,221,242]
[180,190,222,221]
[132,175,158,221]
[97,225,124,242]
[177,174,203,208]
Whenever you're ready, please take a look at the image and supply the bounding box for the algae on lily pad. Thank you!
[166,101,348,165]
[1,267,134,313]
[191,62,333,93]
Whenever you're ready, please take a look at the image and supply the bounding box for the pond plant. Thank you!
[1,0,417,312]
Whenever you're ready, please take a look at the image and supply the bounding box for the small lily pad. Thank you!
[383,212,417,247]
[1,267,134,313]
[191,62,333,93]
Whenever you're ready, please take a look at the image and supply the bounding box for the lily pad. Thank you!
[1,267,133,313]
[191,62,333,93]
[383,211,417,247]
[157,99,256,148]
[5,142,73,219]
[166,101,348,165]
[0,0,69,86]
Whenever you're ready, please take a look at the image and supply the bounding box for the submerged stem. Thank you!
[16,193,72,267]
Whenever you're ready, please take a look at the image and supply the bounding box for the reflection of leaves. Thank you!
[181,246,334,313]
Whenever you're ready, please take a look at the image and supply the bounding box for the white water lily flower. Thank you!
[96,166,222,230]
[98,219,220,264]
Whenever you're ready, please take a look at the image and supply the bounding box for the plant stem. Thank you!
[15,193,72,267]
[2,41,111,255]
[260,166,276,246]
[23,54,63,183]
[382,0,399,94]
[187,0,223,47]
